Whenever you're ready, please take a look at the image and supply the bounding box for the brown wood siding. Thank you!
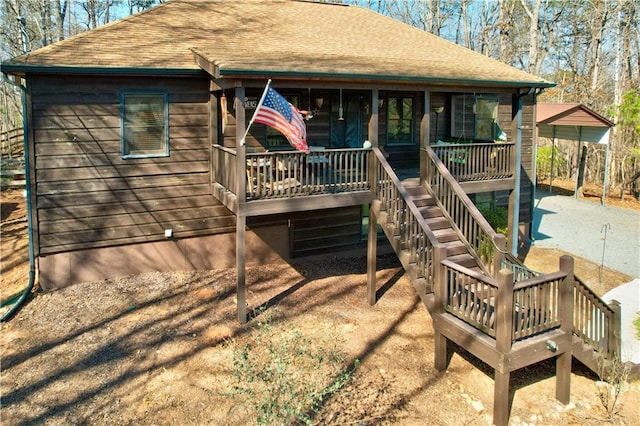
[289,206,362,257]
[30,75,234,255]
[247,206,363,258]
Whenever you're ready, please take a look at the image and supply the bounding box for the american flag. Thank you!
[254,87,309,152]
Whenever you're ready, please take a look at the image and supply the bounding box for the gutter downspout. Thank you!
[1,74,36,321]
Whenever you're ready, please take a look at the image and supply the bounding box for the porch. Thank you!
[211,141,516,216]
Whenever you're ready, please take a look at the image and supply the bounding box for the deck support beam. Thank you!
[556,255,575,404]
[493,369,512,426]
[236,215,247,323]
[433,245,449,371]
[366,206,377,305]
[235,85,248,323]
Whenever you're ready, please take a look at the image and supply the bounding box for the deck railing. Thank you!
[438,256,570,343]
[440,259,499,337]
[573,275,622,357]
[423,145,506,276]
[212,145,370,200]
[213,145,239,195]
[371,147,439,284]
[431,142,514,182]
[501,254,540,282]
[500,251,622,358]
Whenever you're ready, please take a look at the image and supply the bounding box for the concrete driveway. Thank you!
[532,192,640,278]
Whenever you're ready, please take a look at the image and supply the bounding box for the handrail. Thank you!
[440,259,566,342]
[500,246,622,359]
[423,145,506,276]
[573,275,621,357]
[371,147,440,282]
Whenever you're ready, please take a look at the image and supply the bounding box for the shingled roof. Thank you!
[1,0,553,88]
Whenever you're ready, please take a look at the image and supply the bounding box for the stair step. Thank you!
[404,185,425,196]
[424,216,449,230]
[447,253,479,269]
[433,228,459,243]
[419,205,442,218]
[412,197,436,208]
[442,240,468,256]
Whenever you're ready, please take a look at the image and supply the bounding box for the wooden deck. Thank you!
[214,143,623,425]
[213,145,373,216]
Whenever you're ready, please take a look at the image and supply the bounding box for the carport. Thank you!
[536,103,615,205]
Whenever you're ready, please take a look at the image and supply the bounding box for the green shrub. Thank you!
[477,204,508,235]
[536,144,566,181]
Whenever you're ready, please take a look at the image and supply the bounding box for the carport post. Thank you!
[602,142,610,206]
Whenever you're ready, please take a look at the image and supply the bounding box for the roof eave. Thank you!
[0,63,206,77]
[216,67,556,89]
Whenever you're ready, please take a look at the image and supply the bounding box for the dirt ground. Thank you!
[1,184,639,425]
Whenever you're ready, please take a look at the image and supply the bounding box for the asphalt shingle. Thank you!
[2,0,553,87]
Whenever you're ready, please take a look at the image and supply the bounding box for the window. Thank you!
[474,97,499,140]
[451,94,499,141]
[121,92,168,158]
[386,96,414,145]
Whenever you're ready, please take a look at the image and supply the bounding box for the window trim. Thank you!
[120,91,169,159]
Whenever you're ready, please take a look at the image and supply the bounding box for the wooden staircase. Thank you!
[402,178,481,270]
[367,146,625,425]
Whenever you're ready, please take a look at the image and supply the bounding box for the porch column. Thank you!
[366,89,380,306]
[235,85,247,323]
[420,91,431,184]
[368,88,379,147]
[508,94,522,256]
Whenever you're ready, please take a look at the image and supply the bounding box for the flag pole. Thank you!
[240,79,271,146]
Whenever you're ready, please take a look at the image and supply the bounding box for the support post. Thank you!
[235,85,247,323]
[367,205,378,306]
[420,90,431,185]
[508,94,522,256]
[609,300,622,359]
[494,267,514,426]
[494,369,511,426]
[368,88,379,148]
[556,255,574,404]
[236,215,247,323]
[433,245,449,371]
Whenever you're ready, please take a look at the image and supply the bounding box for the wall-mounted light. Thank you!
[338,88,344,121]
[312,97,324,117]
[378,98,384,109]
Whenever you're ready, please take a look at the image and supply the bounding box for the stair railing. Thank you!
[501,248,622,360]
[436,247,574,344]
[371,148,441,283]
[573,275,622,358]
[423,145,506,276]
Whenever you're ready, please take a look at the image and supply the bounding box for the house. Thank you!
[1,0,551,289]
[5,1,622,424]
